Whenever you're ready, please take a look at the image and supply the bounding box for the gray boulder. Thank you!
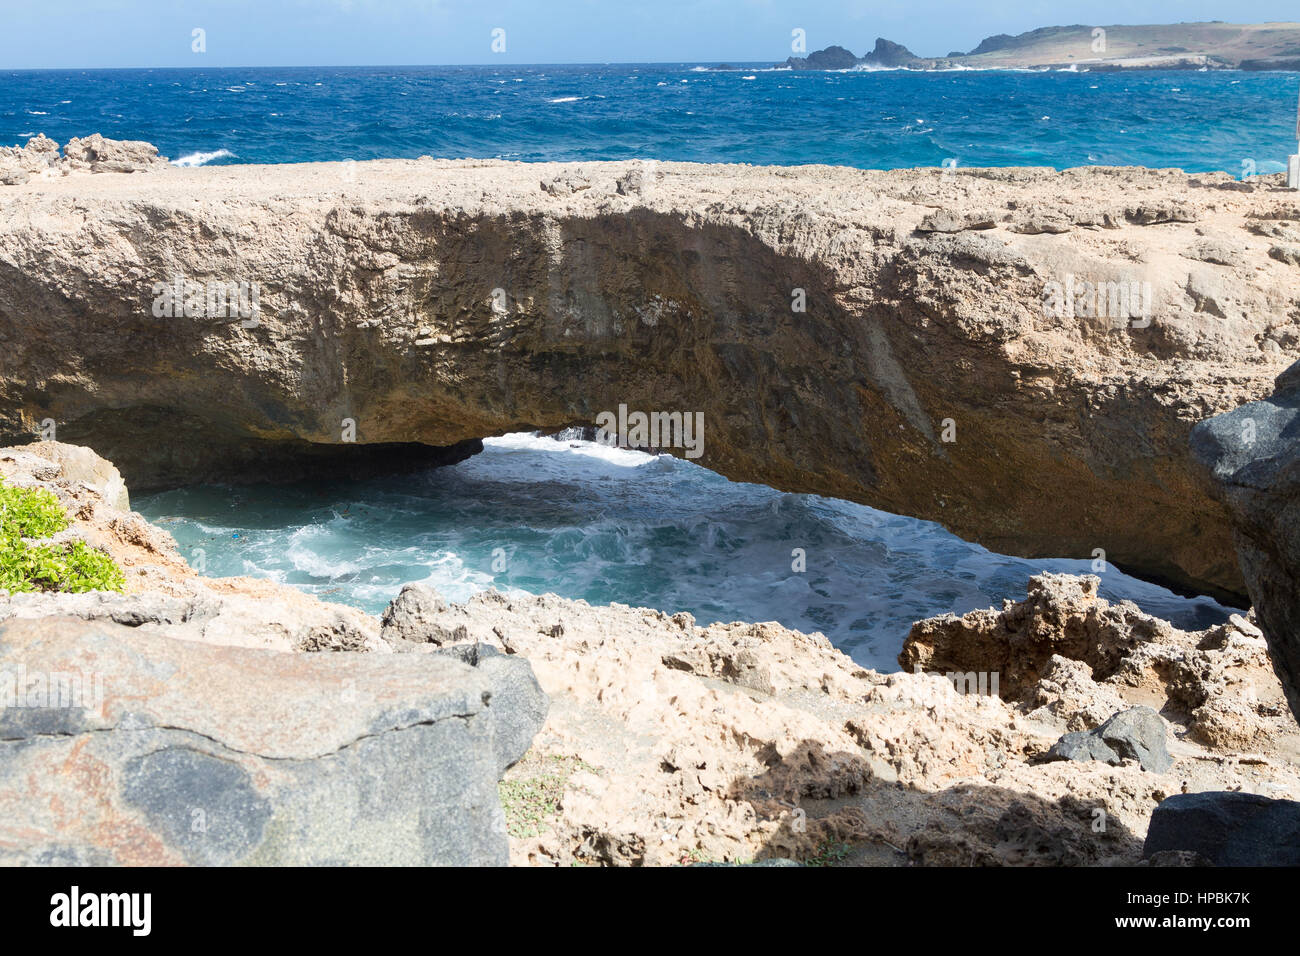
[916,209,999,233]
[1144,792,1300,866]
[0,616,546,865]
[1046,705,1172,772]
[431,643,549,773]
[1190,359,1300,720]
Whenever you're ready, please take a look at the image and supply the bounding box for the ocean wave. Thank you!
[138,432,1235,671]
[170,149,236,167]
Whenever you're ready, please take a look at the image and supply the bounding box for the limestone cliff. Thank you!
[2,148,1299,601]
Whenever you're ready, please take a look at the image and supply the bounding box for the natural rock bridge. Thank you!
[3,156,1298,602]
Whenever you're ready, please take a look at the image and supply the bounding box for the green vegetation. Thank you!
[498,754,595,839]
[805,840,853,867]
[0,481,69,538]
[0,478,124,594]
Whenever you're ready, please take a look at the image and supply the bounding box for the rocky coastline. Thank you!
[3,440,1299,866]
[3,135,1300,865]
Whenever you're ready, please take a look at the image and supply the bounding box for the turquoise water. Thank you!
[2,64,1297,174]
[137,435,1232,671]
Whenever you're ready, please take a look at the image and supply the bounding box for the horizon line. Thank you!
[4,60,791,73]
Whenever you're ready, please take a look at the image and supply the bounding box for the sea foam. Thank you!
[170,149,236,167]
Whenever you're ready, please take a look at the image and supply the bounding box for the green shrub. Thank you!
[0,538,126,594]
[0,480,69,538]
[0,478,124,594]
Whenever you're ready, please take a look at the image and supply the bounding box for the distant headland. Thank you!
[776,21,1300,72]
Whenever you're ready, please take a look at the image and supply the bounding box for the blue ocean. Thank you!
[4,63,1268,667]
[2,64,1297,174]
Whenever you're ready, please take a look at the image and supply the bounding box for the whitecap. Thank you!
[170,149,236,167]
[138,432,1236,673]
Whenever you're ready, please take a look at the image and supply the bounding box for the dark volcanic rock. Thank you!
[862,38,921,67]
[1144,792,1300,866]
[431,642,549,773]
[1046,705,1172,772]
[785,45,859,70]
[1239,57,1300,71]
[1191,359,1300,720]
[0,616,545,865]
[785,38,921,70]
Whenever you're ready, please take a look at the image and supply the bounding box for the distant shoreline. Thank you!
[782,22,1300,73]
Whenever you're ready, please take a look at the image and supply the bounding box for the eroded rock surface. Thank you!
[383,577,1300,866]
[3,153,1298,600]
[900,574,1296,752]
[61,134,167,174]
[4,443,1295,866]
[0,133,166,183]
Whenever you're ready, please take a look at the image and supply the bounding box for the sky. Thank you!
[1,0,1298,69]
